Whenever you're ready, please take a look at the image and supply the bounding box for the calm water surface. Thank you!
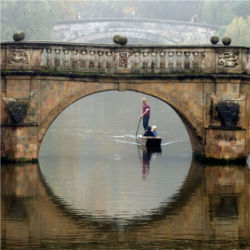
[1,92,250,249]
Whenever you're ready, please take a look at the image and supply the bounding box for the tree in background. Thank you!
[1,0,202,41]
[201,0,234,26]
[224,16,250,46]
[223,2,250,46]
[201,0,250,46]
[1,0,78,41]
[1,0,58,41]
[75,0,200,21]
[1,0,249,46]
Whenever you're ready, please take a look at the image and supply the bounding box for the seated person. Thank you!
[151,125,157,137]
[143,126,154,137]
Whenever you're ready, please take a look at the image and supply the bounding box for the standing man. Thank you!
[140,98,150,130]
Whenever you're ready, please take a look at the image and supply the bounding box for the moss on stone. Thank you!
[1,69,248,81]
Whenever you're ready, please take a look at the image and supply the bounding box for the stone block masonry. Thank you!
[1,42,249,162]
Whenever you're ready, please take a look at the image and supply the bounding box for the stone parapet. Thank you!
[1,42,249,76]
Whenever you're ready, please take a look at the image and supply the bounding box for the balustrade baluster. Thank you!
[71,50,78,70]
[46,49,52,67]
[192,51,199,70]
[82,50,89,71]
[89,51,95,69]
[63,49,70,69]
[98,51,104,69]
[106,51,112,70]
[78,50,84,70]
[168,51,174,70]
[54,49,61,68]
[160,52,166,70]
[184,52,191,69]
[133,52,140,70]
[143,52,148,69]
[151,52,157,70]
[200,51,206,71]
[176,51,182,69]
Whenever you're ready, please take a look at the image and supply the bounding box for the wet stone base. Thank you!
[1,156,38,164]
[193,153,247,165]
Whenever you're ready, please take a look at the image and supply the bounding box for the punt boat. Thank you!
[137,135,162,152]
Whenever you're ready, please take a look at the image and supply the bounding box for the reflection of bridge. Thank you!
[53,18,220,44]
[1,42,249,162]
[1,160,249,248]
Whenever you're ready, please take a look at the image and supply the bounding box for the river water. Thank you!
[1,92,250,249]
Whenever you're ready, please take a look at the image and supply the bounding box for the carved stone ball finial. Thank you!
[210,36,219,45]
[13,31,25,42]
[119,36,128,45]
[113,34,128,46]
[222,37,231,46]
[113,34,121,44]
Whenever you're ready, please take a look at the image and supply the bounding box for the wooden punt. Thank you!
[137,135,162,152]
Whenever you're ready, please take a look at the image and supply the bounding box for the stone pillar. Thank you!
[1,126,38,162]
[1,76,39,162]
[204,78,248,162]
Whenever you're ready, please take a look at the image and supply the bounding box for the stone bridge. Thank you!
[53,18,220,44]
[1,42,250,162]
[1,160,249,248]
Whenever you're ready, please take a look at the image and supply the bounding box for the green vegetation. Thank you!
[1,0,249,46]
[201,0,250,46]
[1,0,76,41]
[224,16,250,46]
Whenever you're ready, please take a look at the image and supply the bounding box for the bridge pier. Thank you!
[1,125,38,162]
[203,78,248,163]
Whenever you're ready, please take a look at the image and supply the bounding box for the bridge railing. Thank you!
[1,42,249,75]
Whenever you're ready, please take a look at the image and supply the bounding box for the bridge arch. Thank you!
[1,42,249,162]
[37,79,204,157]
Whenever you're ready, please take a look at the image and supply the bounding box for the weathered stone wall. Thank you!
[1,74,249,162]
[1,42,249,162]
[0,74,206,159]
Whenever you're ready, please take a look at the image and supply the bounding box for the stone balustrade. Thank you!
[1,42,249,75]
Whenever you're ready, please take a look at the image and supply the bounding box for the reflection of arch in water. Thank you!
[42,158,203,229]
[2,161,249,247]
[13,158,204,229]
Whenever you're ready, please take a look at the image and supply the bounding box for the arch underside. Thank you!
[38,81,204,157]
